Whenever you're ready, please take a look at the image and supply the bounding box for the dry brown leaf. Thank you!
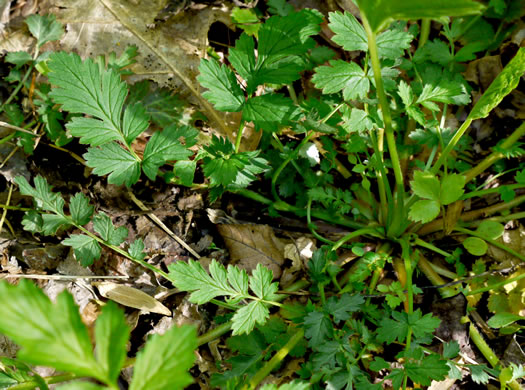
[217,224,285,278]
[94,281,171,316]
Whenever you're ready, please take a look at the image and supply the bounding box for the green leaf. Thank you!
[129,325,196,390]
[267,0,294,16]
[260,381,310,390]
[231,301,270,335]
[94,301,130,384]
[515,169,525,184]
[443,340,460,358]
[468,48,525,120]
[398,80,414,107]
[469,364,491,384]
[84,143,141,187]
[410,170,440,201]
[142,125,196,180]
[487,312,524,329]
[57,382,106,390]
[377,310,440,344]
[405,354,449,386]
[416,68,471,108]
[462,237,488,256]
[229,33,256,86]
[62,234,102,266]
[242,94,297,132]
[93,213,128,246]
[173,160,196,187]
[355,0,485,33]
[312,60,369,100]
[197,58,244,112]
[231,7,260,36]
[376,28,413,59]
[250,264,279,301]
[69,193,94,225]
[25,14,64,47]
[328,11,367,52]
[325,293,364,323]
[15,176,66,215]
[247,9,323,91]
[21,210,43,233]
[41,214,71,235]
[476,220,504,240]
[0,280,103,380]
[440,173,465,205]
[5,51,32,67]
[304,311,333,347]
[370,357,390,372]
[128,239,146,260]
[48,52,127,145]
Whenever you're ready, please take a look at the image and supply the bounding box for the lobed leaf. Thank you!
[84,143,141,187]
[62,234,102,266]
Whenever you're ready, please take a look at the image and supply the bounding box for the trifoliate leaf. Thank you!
[440,173,465,205]
[93,213,128,246]
[69,193,94,225]
[469,47,525,120]
[128,239,146,261]
[84,143,141,187]
[231,301,270,335]
[142,125,196,180]
[410,171,440,201]
[197,58,244,112]
[0,280,103,380]
[62,234,102,266]
[328,11,367,52]
[15,175,66,215]
[129,325,196,390]
[405,354,449,386]
[312,60,369,100]
[376,28,413,59]
[94,302,130,384]
[304,311,333,347]
[476,220,504,240]
[242,94,297,131]
[25,14,64,48]
[462,237,488,256]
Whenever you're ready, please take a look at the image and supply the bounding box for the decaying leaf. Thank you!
[94,281,171,316]
[216,224,285,278]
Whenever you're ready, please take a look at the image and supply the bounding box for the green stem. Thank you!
[244,328,305,390]
[466,271,525,296]
[414,237,452,257]
[332,228,383,251]
[234,120,245,153]
[431,118,473,175]
[3,373,78,389]
[461,183,525,200]
[419,19,431,48]
[0,204,31,211]
[454,226,525,262]
[0,132,17,146]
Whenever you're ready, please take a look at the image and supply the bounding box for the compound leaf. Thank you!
[410,171,440,201]
[242,94,297,132]
[129,325,196,390]
[405,354,449,386]
[328,11,367,52]
[15,175,65,215]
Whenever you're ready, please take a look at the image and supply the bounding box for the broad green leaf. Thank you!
[328,11,367,52]
[93,213,128,246]
[462,237,488,256]
[84,143,141,187]
[129,325,196,390]
[231,301,269,335]
[25,14,63,47]
[122,103,150,144]
[197,58,244,112]
[15,175,66,215]
[48,52,127,144]
[128,239,146,260]
[242,94,297,132]
[410,171,440,201]
[468,48,525,120]
[312,60,369,100]
[69,193,94,225]
[41,214,71,235]
[173,160,197,187]
[325,293,364,323]
[5,51,32,67]
[377,310,440,344]
[355,0,485,34]
[405,354,449,386]
[476,220,504,240]
[443,340,460,358]
[417,69,471,109]
[231,7,260,36]
[228,33,256,87]
[267,0,294,16]
[21,210,43,233]
[94,302,130,384]
[142,125,196,180]
[487,312,524,329]
[440,173,465,205]
[62,234,102,266]
[0,280,103,380]
[376,28,413,59]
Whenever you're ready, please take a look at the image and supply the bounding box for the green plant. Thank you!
[2,1,525,389]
